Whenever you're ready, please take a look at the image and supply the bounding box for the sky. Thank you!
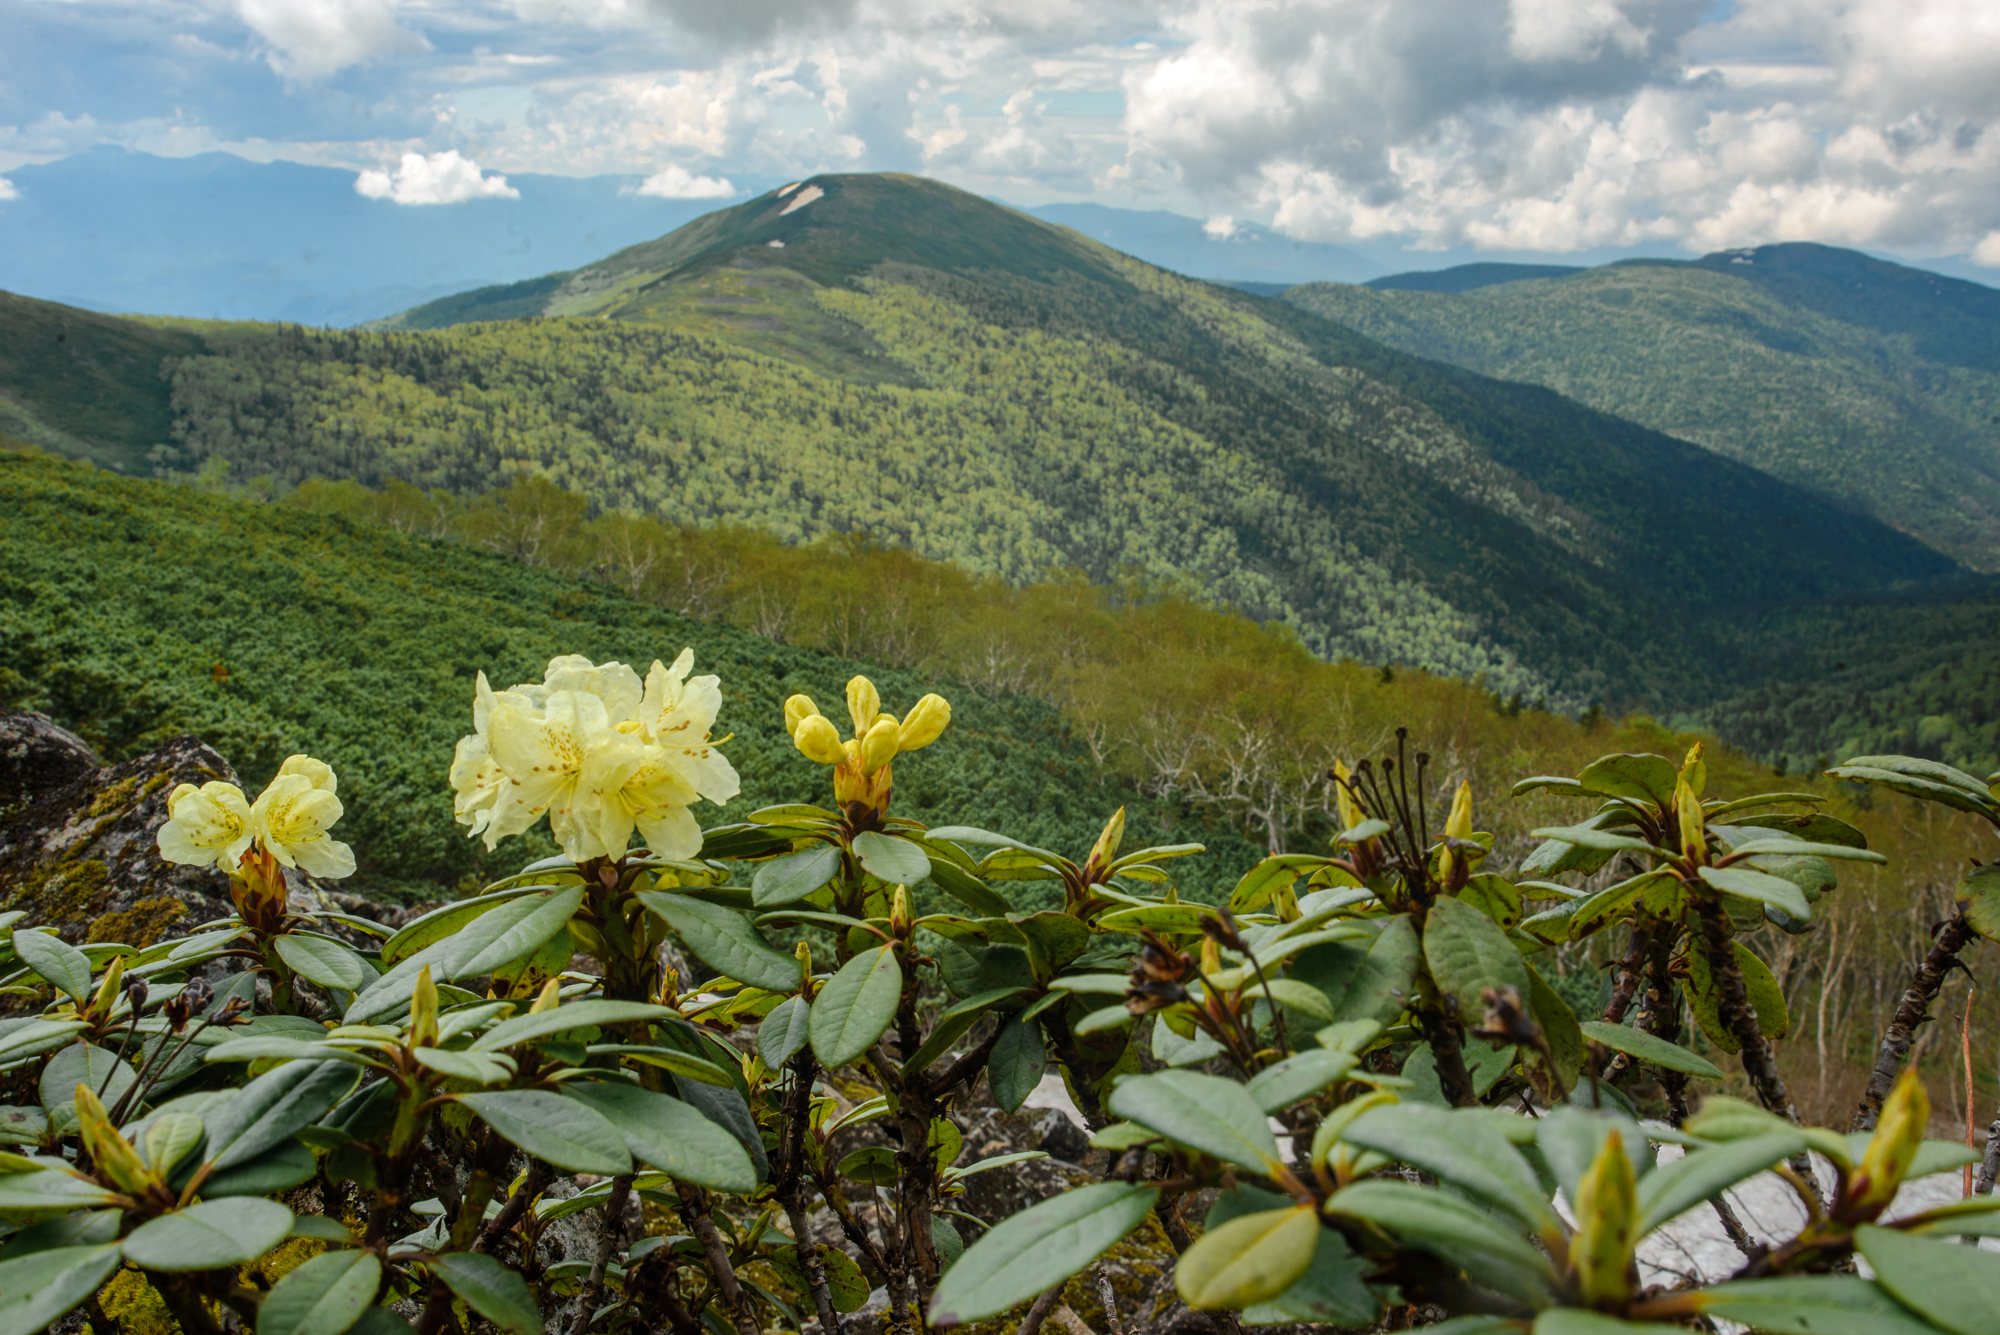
[6,0,2000,268]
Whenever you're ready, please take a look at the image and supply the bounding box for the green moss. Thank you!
[85,772,142,819]
[87,896,187,946]
[98,1266,181,1335]
[8,855,109,926]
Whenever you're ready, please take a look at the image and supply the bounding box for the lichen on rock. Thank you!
[0,711,238,942]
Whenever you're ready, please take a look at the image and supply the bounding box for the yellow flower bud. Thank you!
[1680,741,1707,798]
[1445,781,1473,841]
[75,1085,155,1198]
[1676,777,1706,865]
[794,713,847,766]
[410,965,439,1049]
[1333,759,1361,833]
[530,977,562,1014]
[1852,1067,1929,1218]
[1086,807,1126,873]
[860,718,901,774]
[897,693,952,753]
[845,676,881,736]
[783,694,819,740]
[1572,1130,1638,1307]
[892,885,912,934]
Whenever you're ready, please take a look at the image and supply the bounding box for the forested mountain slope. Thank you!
[1286,244,2000,569]
[74,173,1941,717]
[0,447,1240,894]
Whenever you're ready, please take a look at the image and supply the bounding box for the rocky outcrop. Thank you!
[0,712,239,944]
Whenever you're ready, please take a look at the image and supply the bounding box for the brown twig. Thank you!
[572,1173,634,1335]
[1093,1268,1126,1335]
[1012,1285,1066,1335]
[1852,904,1976,1133]
[674,1178,760,1335]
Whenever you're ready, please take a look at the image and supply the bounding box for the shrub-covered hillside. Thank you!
[0,448,1265,895]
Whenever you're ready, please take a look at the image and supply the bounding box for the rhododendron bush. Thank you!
[1,652,1997,1335]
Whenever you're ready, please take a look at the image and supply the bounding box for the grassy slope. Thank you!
[0,291,210,471]
[146,174,1957,716]
[0,449,1262,897]
[1286,244,2000,569]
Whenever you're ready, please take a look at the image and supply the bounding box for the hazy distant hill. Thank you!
[1287,244,2000,569]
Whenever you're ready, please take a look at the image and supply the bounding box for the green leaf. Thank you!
[926,860,1011,916]
[1961,865,2000,944]
[636,891,800,992]
[0,1171,120,1214]
[1459,874,1524,930]
[1838,756,1994,802]
[1824,764,1999,819]
[344,939,453,1024]
[450,887,586,979]
[850,831,931,885]
[429,1253,544,1335]
[0,1020,87,1067]
[1856,1224,2000,1335]
[1725,839,1885,864]
[122,1198,293,1272]
[1637,1132,1805,1234]
[838,1146,898,1185]
[1246,1049,1355,1114]
[1202,1186,1378,1326]
[904,988,1027,1075]
[986,1013,1045,1113]
[1565,871,1676,942]
[1580,1021,1723,1080]
[1106,1070,1278,1172]
[1698,866,1812,921]
[39,1042,135,1114]
[204,1060,358,1170]
[1423,895,1531,1026]
[1075,1005,1134,1036]
[1535,1106,1652,1207]
[1532,1314,1685,1335]
[1176,1206,1320,1310]
[753,844,842,907]
[471,1000,675,1052]
[1692,1275,1950,1335]
[203,1137,318,1197]
[1577,754,1677,807]
[561,1083,756,1193]
[810,945,903,1069]
[1287,916,1417,1030]
[204,1038,375,1066]
[583,1045,732,1086]
[412,1048,515,1085]
[257,1249,382,1335]
[1095,903,1220,933]
[1681,942,1790,1053]
[1259,978,1335,1022]
[456,1091,632,1174]
[1524,964,1583,1097]
[758,995,812,1068]
[1343,1105,1558,1235]
[272,934,375,995]
[1322,1179,1552,1306]
[379,883,561,964]
[10,932,89,1003]
[1527,826,1661,856]
[0,1243,123,1335]
[927,1181,1159,1325]
[1513,775,1589,798]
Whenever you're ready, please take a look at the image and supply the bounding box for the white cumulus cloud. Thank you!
[634,164,738,198]
[235,0,424,81]
[355,151,520,205]
[0,179,17,201]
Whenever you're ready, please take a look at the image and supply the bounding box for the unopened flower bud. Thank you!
[845,676,881,736]
[183,976,215,1014]
[125,978,148,1011]
[783,694,819,740]
[897,694,951,753]
[860,718,900,775]
[793,714,847,766]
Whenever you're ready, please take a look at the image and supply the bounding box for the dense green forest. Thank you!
[1287,244,2000,569]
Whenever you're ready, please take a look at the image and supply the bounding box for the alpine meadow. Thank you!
[6,165,2000,1335]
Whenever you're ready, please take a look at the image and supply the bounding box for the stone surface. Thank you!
[0,711,240,943]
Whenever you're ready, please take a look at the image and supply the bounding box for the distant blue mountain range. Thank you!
[0,147,1988,325]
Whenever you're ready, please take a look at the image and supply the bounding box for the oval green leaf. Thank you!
[1106,1070,1278,1172]
[428,1252,543,1335]
[258,1249,382,1335]
[1579,1021,1723,1080]
[927,1181,1160,1326]
[560,1083,756,1193]
[752,844,842,907]
[636,891,801,992]
[456,1091,632,1175]
[123,1198,294,1272]
[810,945,903,1070]
[851,831,932,886]
[1175,1206,1320,1310]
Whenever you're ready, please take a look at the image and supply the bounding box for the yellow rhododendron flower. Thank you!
[252,769,357,879]
[453,651,739,862]
[157,780,255,869]
[787,676,951,810]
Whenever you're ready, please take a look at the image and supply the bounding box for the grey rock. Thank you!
[0,713,240,944]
